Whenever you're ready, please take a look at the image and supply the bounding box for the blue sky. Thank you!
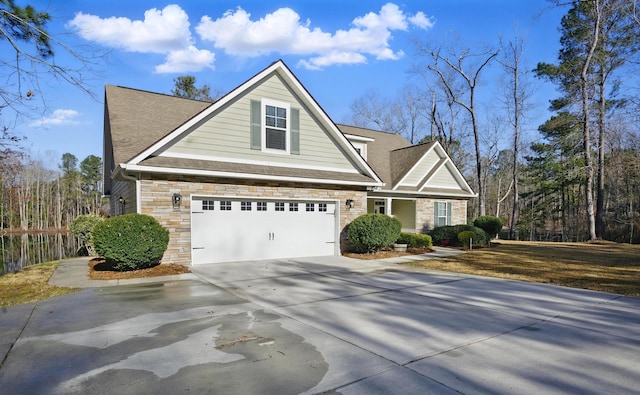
[7,1,566,166]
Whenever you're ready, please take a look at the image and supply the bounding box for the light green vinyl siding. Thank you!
[164,74,354,171]
[423,163,465,189]
[392,200,416,232]
[399,150,442,186]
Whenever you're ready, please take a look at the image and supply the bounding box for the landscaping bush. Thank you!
[68,214,105,255]
[473,216,504,239]
[348,214,402,253]
[93,213,169,271]
[457,231,476,249]
[396,232,433,248]
[429,224,489,246]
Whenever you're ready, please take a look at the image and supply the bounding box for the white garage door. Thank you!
[191,198,337,264]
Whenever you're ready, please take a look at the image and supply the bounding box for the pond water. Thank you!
[1,233,78,274]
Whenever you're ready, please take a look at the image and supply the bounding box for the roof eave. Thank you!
[120,163,385,188]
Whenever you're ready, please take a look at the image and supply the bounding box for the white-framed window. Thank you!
[275,202,285,211]
[289,202,298,212]
[306,203,315,212]
[263,99,290,153]
[435,201,452,227]
[241,201,252,211]
[220,201,231,211]
[202,200,215,210]
[257,201,267,211]
[318,203,327,212]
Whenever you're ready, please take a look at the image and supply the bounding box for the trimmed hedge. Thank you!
[457,231,476,248]
[93,213,169,271]
[68,214,105,256]
[348,214,401,253]
[473,216,504,239]
[396,232,433,248]
[429,224,489,246]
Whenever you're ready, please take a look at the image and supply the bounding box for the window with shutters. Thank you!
[250,99,299,155]
[263,99,289,153]
[435,201,452,227]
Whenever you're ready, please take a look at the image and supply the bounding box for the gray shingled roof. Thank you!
[105,85,211,164]
[336,124,412,187]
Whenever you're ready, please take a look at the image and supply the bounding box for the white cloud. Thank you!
[67,5,214,73]
[196,3,434,69]
[67,3,434,72]
[155,46,216,73]
[298,52,368,70]
[409,11,436,29]
[29,109,80,127]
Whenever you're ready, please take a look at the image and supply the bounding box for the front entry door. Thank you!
[373,200,386,215]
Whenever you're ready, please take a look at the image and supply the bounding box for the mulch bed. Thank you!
[88,258,191,280]
[343,247,434,260]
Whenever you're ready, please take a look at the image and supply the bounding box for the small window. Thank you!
[289,203,298,212]
[306,203,315,212]
[435,201,452,227]
[241,201,252,211]
[202,200,215,210]
[275,202,285,211]
[265,104,287,151]
[318,203,327,212]
[220,201,231,211]
[257,201,267,211]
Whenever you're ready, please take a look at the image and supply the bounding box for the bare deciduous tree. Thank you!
[415,40,499,216]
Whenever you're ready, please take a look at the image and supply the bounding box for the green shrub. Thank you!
[93,213,169,271]
[68,214,105,255]
[457,231,476,248]
[473,216,504,238]
[396,232,433,248]
[348,214,402,253]
[429,224,489,246]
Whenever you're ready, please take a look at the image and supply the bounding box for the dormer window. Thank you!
[344,134,373,161]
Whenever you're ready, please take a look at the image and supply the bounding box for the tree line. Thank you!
[349,0,640,243]
[0,153,105,233]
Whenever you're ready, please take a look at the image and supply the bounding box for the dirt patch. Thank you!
[343,247,434,260]
[88,258,191,280]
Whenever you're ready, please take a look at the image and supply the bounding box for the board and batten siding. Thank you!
[163,74,355,172]
[398,150,443,187]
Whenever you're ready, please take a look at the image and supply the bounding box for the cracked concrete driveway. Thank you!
[1,255,639,394]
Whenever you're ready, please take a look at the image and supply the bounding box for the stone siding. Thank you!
[138,174,367,265]
[416,198,468,233]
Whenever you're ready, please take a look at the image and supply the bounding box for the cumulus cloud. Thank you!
[196,2,434,69]
[29,109,80,127]
[67,3,434,72]
[67,5,214,73]
[409,11,436,29]
[155,46,216,73]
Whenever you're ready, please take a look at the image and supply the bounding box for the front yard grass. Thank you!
[0,261,77,308]
[404,240,640,297]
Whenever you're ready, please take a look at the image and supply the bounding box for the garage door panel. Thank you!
[191,198,336,264]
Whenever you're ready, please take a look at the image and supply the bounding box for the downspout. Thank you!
[120,170,141,214]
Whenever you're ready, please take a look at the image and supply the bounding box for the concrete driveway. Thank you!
[1,254,639,394]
